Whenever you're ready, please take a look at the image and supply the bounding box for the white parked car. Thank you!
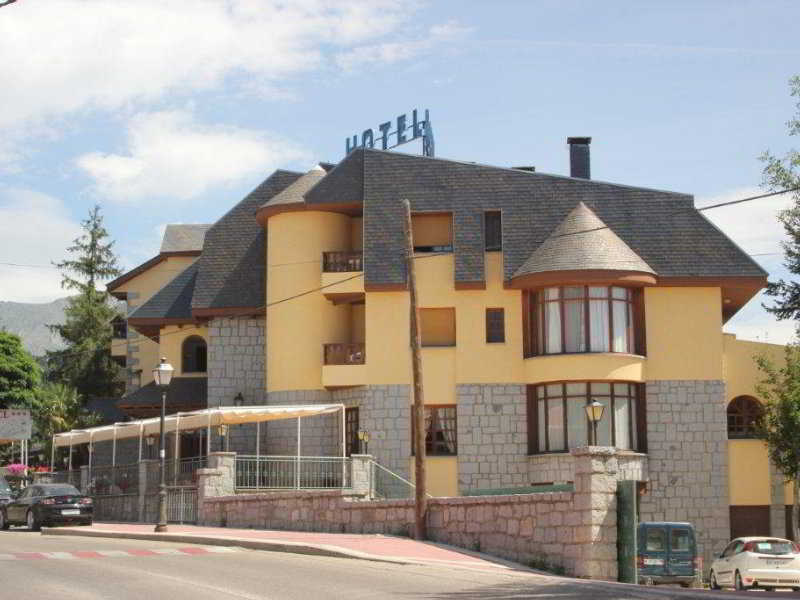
[710,537,800,591]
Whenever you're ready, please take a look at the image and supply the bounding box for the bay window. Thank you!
[527,381,646,454]
[528,285,642,356]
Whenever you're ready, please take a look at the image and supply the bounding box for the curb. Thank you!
[41,527,407,565]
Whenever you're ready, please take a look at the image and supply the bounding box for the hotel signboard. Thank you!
[346,108,434,157]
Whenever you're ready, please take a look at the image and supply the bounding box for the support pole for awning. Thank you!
[295,417,301,490]
[88,433,94,485]
[50,438,55,473]
[256,420,261,487]
[68,441,73,472]
[342,406,347,486]
[112,425,117,468]
[138,424,143,462]
[206,410,211,456]
[174,414,181,486]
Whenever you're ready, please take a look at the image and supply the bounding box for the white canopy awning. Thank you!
[52,404,345,448]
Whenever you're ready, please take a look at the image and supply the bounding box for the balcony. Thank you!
[322,343,366,388]
[323,251,363,273]
[322,252,365,303]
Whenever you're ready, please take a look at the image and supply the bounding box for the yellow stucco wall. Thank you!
[115,256,197,386]
[267,211,352,391]
[159,325,208,377]
[111,337,127,357]
[723,334,785,402]
[729,439,771,505]
[644,287,724,381]
[409,456,459,497]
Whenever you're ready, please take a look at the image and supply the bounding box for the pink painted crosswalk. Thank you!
[0,546,240,561]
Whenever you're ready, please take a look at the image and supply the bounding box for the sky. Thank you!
[0,0,798,344]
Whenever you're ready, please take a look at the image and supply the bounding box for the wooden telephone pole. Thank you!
[402,199,427,540]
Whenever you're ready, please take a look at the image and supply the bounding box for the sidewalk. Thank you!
[42,522,536,574]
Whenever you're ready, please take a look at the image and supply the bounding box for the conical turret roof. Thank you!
[513,202,655,282]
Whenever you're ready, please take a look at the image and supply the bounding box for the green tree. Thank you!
[30,382,99,466]
[47,205,124,400]
[756,340,800,541]
[762,76,800,319]
[0,330,40,409]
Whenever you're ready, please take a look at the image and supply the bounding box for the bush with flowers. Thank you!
[5,463,27,477]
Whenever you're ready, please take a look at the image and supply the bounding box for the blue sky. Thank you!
[0,0,798,343]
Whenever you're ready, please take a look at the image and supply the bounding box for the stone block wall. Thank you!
[332,385,411,479]
[528,452,648,486]
[207,316,266,410]
[197,448,622,579]
[265,390,340,457]
[457,384,529,492]
[638,380,729,573]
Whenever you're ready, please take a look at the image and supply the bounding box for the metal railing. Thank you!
[235,456,351,490]
[322,251,363,273]
[167,486,198,524]
[90,463,139,496]
[371,461,425,500]
[51,469,81,489]
[165,456,207,486]
[323,343,365,365]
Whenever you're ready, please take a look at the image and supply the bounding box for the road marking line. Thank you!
[0,546,241,560]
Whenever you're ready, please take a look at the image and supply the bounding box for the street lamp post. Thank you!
[153,357,174,533]
[585,400,605,446]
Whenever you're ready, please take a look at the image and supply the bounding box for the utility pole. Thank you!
[402,199,427,540]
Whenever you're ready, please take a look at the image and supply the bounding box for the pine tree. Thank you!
[763,76,800,319]
[47,205,124,400]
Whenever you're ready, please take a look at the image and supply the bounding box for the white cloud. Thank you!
[0,0,420,167]
[701,187,798,344]
[335,20,472,71]
[76,110,308,202]
[0,189,83,303]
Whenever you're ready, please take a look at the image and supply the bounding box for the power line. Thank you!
[695,187,800,212]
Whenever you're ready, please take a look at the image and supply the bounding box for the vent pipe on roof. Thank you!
[567,137,591,179]
[513,166,536,172]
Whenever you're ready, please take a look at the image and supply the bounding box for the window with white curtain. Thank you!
[532,286,638,356]
[527,381,643,453]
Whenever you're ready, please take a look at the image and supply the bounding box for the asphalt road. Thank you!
[1,528,800,599]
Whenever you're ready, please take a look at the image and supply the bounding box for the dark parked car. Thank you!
[0,484,93,530]
[0,475,12,506]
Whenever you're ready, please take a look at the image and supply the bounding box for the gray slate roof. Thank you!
[160,224,210,253]
[261,165,326,209]
[191,169,301,312]
[513,202,655,279]
[118,378,207,413]
[128,261,198,321]
[310,149,766,288]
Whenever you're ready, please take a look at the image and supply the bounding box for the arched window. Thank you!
[727,396,763,438]
[182,336,207,373]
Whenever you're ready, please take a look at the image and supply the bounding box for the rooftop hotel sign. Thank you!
[346,108,434,157]
[0,409,32,442]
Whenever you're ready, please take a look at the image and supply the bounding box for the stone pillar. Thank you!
[770,459,786,538]
[80,465,90,494]
[571,446,618,581]
[350,454,373,499]
[197,453,235,526]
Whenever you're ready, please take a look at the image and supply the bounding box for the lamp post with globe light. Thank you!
[153,358,174,533]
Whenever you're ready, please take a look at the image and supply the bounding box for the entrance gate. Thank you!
[167,486,198,524]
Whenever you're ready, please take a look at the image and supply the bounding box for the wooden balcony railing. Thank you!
[323,251,363,273]
[324,343,366,365]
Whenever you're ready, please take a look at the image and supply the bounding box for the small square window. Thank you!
[486,308,505,343]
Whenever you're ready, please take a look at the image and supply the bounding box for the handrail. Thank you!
[324,343,365,365]
[322,251,363,273]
